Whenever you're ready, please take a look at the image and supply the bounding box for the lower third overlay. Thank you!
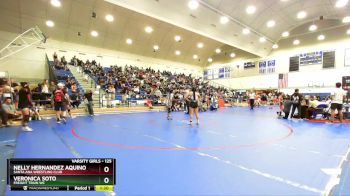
[7,158,116,192]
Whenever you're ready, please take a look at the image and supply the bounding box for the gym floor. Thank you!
[1,107,350,196]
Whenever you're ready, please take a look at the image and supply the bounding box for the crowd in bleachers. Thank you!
[70,55,234,110]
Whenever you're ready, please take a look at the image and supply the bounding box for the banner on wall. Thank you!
[213,68,219,79]
[259,61,266,74]
[207,69,213,80]
[203,66,233,80]
[244,62,255,69]
[259,60,275,74]
[224,66,231,78]
[267,60,275,73]
[219,68,225,78]
[299,51,322,66]
[345,48,350,67]
[203,70,208,80]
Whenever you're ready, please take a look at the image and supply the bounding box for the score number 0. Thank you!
[103,166,111,184]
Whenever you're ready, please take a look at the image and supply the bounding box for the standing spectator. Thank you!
[277,92,285,117]
[40,79,50,106]
[290,89,302,119]
[106,85,115,108]
[84,90,94,116]
[53,52,58,61]
[187,87,200,125]
[52,83,66,123]
[63,88,72,118]
[330,82,347,122]
[18,82,32,131]
[49,81,57,93]
[248,90,256,110]
[41,79,49,94]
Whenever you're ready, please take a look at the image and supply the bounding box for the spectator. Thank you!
[248,90,256,110]
[330,82,347,122]
[52,83,66,123]
[1,97,21,127]
[290,89,302,119]
[306,96,319,119]
[84,90,94,116]
[41,79,49,94]
[49,81,57,93]
[18,82,32,131]
[106,85,115,108]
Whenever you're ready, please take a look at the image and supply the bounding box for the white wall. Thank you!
[0,31,48,80]
[207,37,350,90]
[44,39,203,77]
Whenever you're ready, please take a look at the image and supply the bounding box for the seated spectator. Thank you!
[305,96,319,119]
[70,92,81,108]
[30,102,41,121]
[1,97,21,127]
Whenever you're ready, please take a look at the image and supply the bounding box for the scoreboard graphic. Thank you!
[7,158,116,191]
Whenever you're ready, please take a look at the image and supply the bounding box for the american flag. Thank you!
[278,73,288,88]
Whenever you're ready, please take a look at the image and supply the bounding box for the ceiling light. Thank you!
[309,24,317,31]
[220,16,229,24]
[208,58,213,62]
[272,44,279,49]
[293,39,300,45]
[347,29,350,34]
[105,14,114,22]
[174,35,181,42]
[343,16,350,23]
[46,20,54,27]
[215,48,221,53]
[317,34,325,40]
[267,20,276,28]
[145,26,153,33]
[230,53,236,58]
[197,42,204,48]
[282,31,289,37]
[126,38,133,44]
[193,54,198,59]
[90,31,98,37]
[175,50,181,55]
[335,0,348,8]
[280,0,289,2]
[153,45,159,51]
[188,0,199,10]
[297,11,307,19]
[242,28,250,35]
[259,37,266,43]
[246,5,256,14]
[50,0,61,7]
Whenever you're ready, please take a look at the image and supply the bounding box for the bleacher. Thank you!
[48,61,85,97]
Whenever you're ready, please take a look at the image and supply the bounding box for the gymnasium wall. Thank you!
[0,31,48,81]
[44,39,203,77]
[208,37,350,90]
[0,30,203,82]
